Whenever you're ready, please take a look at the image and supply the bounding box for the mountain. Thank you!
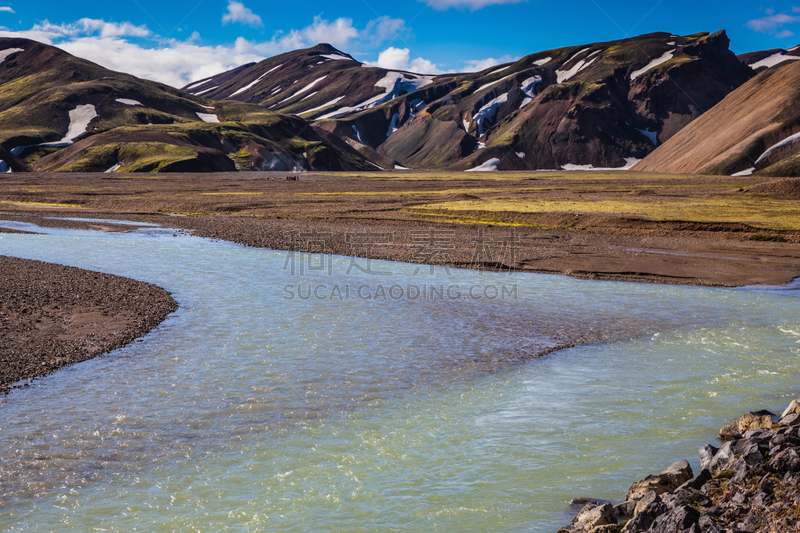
[0,38,373,173]
[738,45,800,73]
[192,31,753,171]
[635,60,800,177]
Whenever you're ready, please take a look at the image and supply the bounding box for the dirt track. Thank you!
[1,170,800,287]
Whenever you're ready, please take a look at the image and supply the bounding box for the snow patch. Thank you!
[318,72,433,119]
[320,54,352,61]
[556,50,600,84]
[749,52,800,70]
[11,104,98,155]
[731,167,755,177]
[194,85,220,96]
[116,98,142,106]
[387,113,399,137]
[300,91,318,101]
[533,56,552,66]
[352,125,363,143]
[519,75,543,108]
[394,165,409,170]
[755,131,800,165]
[296,96,346,116]
[485,65,511,77]
[185,78,213,91]
[630,49,675,80]
[0,48,24,64]
[105,163,122,173]
[466,158,501,172]
[279,75,328,104]
[463,118,470,132]
[666,41,675,46]
[0,160,9,173]
[561,157,641,171]
[637,128,658,147]
[476,73,515,93]
[516,152,525,159]
[49,105,98,145]
[232,73,268,97]
[472,93,508,135]
[196,112,220,123]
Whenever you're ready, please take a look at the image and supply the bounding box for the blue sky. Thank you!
[1,1,798,87]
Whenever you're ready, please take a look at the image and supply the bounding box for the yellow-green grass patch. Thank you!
[413,197,800,230]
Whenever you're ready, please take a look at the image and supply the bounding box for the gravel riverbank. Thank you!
[0,256,177,394]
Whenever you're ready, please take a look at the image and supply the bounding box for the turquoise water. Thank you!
[0,222,799,532]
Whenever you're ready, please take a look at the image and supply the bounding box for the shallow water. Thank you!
[0,222,799,532]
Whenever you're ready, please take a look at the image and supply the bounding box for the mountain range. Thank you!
[1,31,800,176]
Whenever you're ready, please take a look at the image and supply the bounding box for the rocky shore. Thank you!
[0,256,177,395]
[560,401,800,533]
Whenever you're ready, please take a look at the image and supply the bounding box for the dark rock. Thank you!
[699,444,719,471]
[613,500,635,522]
[677,468,713,491]
[698,515,723,533]
[768,448,800,473]
[647,504,701,533]
[709,442,737,473]
[634,490,661,516]
[621,501,668,532]
[565,502,616,532]
[779,412,800,426]
[570,497,606,506]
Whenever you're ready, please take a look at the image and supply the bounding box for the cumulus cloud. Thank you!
[424,0,526,10]
[222,1,263,28]
[0,15,422,88]
[0,6,14,13]
[462,54,518,72]
[371,46,444,74]
[746,10,800,37]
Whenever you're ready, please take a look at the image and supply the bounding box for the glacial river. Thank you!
[0,221,798,532]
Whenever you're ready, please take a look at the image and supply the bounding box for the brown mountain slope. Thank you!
[634,60,800,175]
[197,31,751,171]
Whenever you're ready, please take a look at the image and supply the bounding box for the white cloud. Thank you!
[777,29,796,38]
[424,0,526,10]
[462,54,518,72]
[0,15,421,88]
[281,15,358,49]
[746,11,800,36]
[371,46,444,74]
[0,6,14,13]
[222,1,263,28]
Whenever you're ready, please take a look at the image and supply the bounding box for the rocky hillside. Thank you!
[193,31,753,171]
[635,60,800,177]
[560,400,800,533]
[0,38,373,173]
[739,45,800,73]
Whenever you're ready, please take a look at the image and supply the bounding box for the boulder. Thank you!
[781,399,800,419]
[648,504,701,533]
[779,412,800,427]
[699,444,719,471]
[708,442,736,473]
[563,502,616,532]
[768,448,800,473]
[677,468,713,492]
[634,490,662,516]
[626,460,693,501]
[621,502,668,532]
[613,500,635,522]
[719,411,776,441]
